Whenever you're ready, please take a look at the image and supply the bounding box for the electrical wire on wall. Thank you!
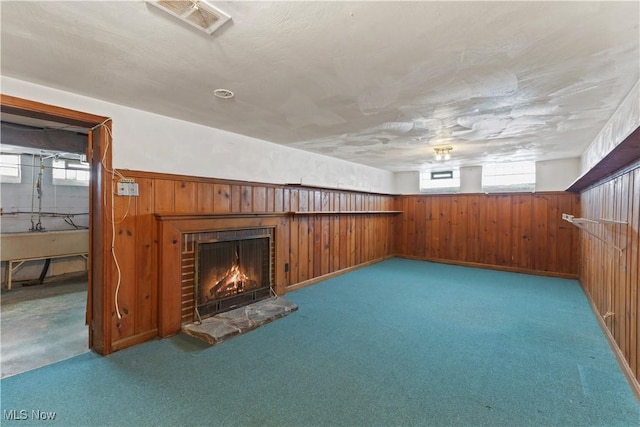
[92,118,133,321]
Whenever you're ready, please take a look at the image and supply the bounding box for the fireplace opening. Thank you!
[195,233,272,319]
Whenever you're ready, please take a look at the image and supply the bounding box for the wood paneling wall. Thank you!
[108,171,397,351]
[579,164,640,385]
[395,192,580,277]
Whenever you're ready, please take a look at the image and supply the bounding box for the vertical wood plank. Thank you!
[174,181,197,214]
[495,195,512,266]
[241,185,253,212]
[339,193,347,270]
[154,179,174,214]
[429,196,441,259]
[196,182,214,213]
[415,197,426,258]
[321,191,330,276]
[274,187,284,213]
[213,184,231,214]
[546,194,559,274]
[312,191,322,277]
[135,178,156,334]
[288,189,299,284]
[406,197,417,256]
[331,193,340,272]
[511,195,532,269]
[230,185,241,213]
[113,193,136,341]
[252,186,267,212]
[266,187,275,213]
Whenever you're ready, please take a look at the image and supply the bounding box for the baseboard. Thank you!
[395,255,579,279]
[285,255,393,293]
[580,285,640,402]
[111,329,159,352]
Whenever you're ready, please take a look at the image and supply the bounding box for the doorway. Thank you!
[0,122,91,377]
[1,95,113,364]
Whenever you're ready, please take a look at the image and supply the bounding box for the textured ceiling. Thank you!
[1,1,638,172]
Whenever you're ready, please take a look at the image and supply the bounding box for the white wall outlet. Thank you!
[117,182,128,196]
[117,181,139,197]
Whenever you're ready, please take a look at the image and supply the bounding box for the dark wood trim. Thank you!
[91,124,113,355]
[568,126,640,193]
[111,329,159,352]
[0,94,108,128]
[155,213,286,221]
[572,160,640,193]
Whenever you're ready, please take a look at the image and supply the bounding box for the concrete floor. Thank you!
[1,272,89,378]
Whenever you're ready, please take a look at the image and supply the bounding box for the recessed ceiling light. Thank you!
[213,88,234,99]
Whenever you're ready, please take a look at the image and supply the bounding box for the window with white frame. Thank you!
[420,168,460,193]
[482,161,535,192]
[0,153,22,183]
[52,158,90,186]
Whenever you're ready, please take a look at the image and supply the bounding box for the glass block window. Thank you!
[52,158,90,186]
[483,162,535,192]
[0,153,21,183]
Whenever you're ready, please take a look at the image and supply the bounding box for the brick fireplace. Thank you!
[156,214,288,337]
[187,228,274,322]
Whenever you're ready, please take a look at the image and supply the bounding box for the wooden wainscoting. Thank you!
[108,171,397,351]
[579,163,640,390]
[394,192,580,278]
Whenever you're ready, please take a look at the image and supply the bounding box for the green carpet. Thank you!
[1,258,638,426]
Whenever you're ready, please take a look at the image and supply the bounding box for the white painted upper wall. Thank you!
[1,77,395,194]
[459,166,483,193]
[393,171,420,195]
[535,158,581,192]
[395,160,580,194]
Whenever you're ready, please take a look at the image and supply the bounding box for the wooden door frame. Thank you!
[1,94,114,355]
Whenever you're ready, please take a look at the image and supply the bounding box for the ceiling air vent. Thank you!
[149,1,231,35]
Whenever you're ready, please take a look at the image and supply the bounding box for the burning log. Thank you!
[208,263,257,300]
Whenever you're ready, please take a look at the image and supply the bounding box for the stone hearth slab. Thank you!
[181,297,298,345]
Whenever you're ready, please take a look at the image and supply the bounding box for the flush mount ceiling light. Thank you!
[213,88,234,99]
[434,146,452,161]
[148,1,231,35]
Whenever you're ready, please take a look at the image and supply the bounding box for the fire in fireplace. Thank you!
[195,233,272,319]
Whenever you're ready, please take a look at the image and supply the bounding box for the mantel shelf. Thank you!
[155,212,285,221]
[288,210,403,216]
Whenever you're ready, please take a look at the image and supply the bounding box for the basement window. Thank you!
[0,153,22,183]
[483,161,535,193]
[52,158,90,186]
[420,169,460,193]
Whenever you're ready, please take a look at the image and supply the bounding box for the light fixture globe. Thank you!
[434,146,452,161]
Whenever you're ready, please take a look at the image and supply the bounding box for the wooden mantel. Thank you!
[155,213,289,337]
